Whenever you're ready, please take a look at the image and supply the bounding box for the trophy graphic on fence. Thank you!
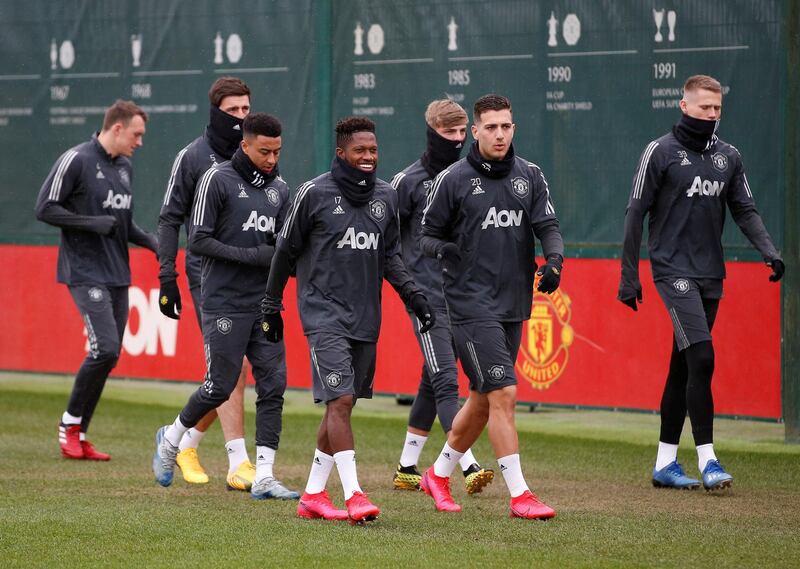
[131,34,142,67]
[653,8,665,42]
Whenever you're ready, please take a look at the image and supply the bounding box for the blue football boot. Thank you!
[152,426,178,487]
[702,459,733,491]
[652,461,701,489]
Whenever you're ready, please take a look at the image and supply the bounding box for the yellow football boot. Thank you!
[393,464,422,491]
[226,460,256,491]
[176,448,209,484]
[464,463,494,495]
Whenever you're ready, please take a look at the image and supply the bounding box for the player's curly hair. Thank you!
[243,113,281,138]
[473,94,512,122]
[335,116,376,148]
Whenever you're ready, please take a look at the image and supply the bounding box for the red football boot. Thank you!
[345,491,380,524]
[296,490,349,521]
[59,422,83,459]
[81,441,111,461]
[509,490,556,520]
[420,467,462,512]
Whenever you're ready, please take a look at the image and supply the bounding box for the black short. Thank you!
[307,334,376,404]
[451,321,522,393]
[654,277,723,351]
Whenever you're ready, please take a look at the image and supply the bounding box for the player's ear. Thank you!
[335,146,345,159]
[471,124,478,140]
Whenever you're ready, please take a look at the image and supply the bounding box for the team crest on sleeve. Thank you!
[88,287,104,302]
[711,153,728,172]
[673,279,690,294]
[326,371,343,388]
[369,199,386,222]
[511,177,529,198]
[216,317,233,334]
[265,187,280,206]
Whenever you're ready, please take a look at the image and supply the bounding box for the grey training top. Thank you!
[421,155,564,324]
[35,134,155,286]
[271,171,419,342]
[189,161,289,314]
[621,132,780,286]
[158,133,224,288]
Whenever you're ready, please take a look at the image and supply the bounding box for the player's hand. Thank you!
[437,242,461,274]
[96,216,118,237]
[536,254,563,294]
[261,311,284,343]
[409,293,435,333]
[618,281,643,311]
[768,259,784,282]
[158,279,182,319]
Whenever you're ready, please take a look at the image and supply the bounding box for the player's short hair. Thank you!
[425,99,468,129]
[473,94,512,123]
[243,113,282,138]
[208,76,251,107]
[683,75,722,95]
[335,116,376,148]
[101,99,147,131]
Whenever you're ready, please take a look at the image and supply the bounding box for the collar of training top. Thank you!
[230,147,278,188]
[466,140,515,179]
[672,114,719,153]
[331,155,376,206]
[420,125,464,179]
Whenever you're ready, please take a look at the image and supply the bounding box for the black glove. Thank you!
[536,254,563,294]
[618,280,643,312]
[261,311,284,343]
[768,259,784,282]
[253,244,273,267]
[264,230,277,247]
[158,279,182,319]
[437,242,461,274]
[95,216,118,237]
[409,293,435,334]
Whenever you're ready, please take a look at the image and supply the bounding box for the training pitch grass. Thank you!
[0,372,798,568]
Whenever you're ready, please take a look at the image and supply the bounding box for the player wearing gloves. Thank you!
[418,94,563,520]
[261,117,434,524]
[619,75,784,492]
[152,113,298,501]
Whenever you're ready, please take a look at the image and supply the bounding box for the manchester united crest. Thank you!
[511,176,529,198]
[711,152,728,172]
[515,280,574,390]
[266,187,280,206]
[369,199,386,222]
[216,317,232,335]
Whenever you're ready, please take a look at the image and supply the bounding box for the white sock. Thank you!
[334,450,363,500]
[165,416,189,448]
[255,445,276,483]
[305,449,335,494]
[498,454,529,498]
[225,438,250,473]
[179,428,206,452]
[79,432,86,442]
[433,443,463,478]
[696,443,717,472]
[655,441,679,471]
[62,411,81,425]
[399,432,428,467]
[458,448,478,471]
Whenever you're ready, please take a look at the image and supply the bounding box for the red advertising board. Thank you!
[0,245,781,418]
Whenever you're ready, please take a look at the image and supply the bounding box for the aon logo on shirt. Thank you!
[102,190,132,210]
[686,176,725,198]
[337,227,380,250]
[481,207,523,230]
[242,210,275,232]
